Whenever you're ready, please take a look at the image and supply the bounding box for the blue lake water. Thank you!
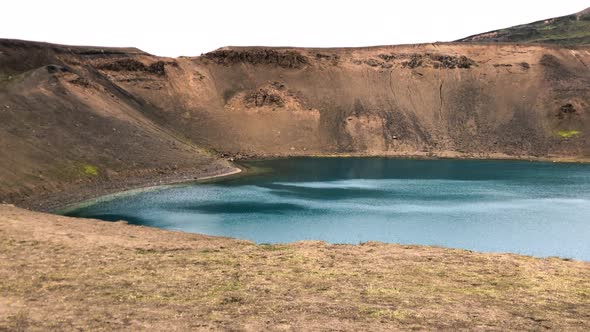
[64,158,590,260]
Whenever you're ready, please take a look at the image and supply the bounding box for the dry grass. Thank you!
[0,204,589,331]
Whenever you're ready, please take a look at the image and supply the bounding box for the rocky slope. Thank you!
[458,7,590,45]
[1,37,590,208]
[0,40,235,209]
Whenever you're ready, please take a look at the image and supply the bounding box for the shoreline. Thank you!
[234,151,590,164]
[55,167,243,215]
[3,201,589,263]
[10,152,590,214]
[13,164,243,213]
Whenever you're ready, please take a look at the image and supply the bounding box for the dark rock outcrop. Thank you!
[204,49,308,69]
[403,54,476,69]
[557,103,577,119]
[97,59,170,75]
[245,88,285,107]
[46,64,69,74]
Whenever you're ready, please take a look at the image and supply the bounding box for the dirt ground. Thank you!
[1,204,588,331]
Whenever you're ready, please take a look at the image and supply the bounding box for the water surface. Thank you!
[65,158,590,260]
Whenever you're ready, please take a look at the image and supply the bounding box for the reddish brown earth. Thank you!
[1,39,590,209]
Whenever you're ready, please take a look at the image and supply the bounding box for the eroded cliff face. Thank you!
[1,39,590,205]
[88,43,590,158]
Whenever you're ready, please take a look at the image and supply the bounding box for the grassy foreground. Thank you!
[0,205,589,331]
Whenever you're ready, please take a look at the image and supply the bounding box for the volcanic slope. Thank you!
[0,40,234,209]
[1,37,590,208]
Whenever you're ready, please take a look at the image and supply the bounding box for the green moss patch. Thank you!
[82,164,99,176]
[557,130,581,138]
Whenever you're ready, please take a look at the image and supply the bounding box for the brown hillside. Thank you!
[1,39,590,208]
[0,40,235,209]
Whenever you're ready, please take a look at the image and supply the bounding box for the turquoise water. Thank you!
[65,158,590,260]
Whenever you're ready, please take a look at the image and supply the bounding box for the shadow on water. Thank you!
[170,201,308,214]
[261,183,390,200]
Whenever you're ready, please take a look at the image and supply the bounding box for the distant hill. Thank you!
[457,8,590,45]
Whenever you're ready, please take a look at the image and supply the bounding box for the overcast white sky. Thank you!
[1,1,588,57]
